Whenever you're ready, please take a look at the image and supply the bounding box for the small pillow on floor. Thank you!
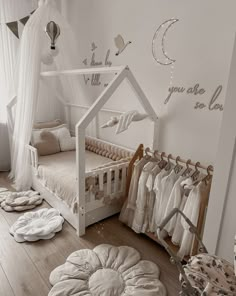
[0,189,43,212]
[10,208,64,242]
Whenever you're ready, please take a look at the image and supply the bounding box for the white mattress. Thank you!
[37,151,113,209]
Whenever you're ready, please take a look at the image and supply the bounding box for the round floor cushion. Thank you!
[0,189,43,212]
[49,244,167,296]
[10,208,64,242]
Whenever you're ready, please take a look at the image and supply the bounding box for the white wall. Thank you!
[203,36,236,262]
[61,1,236,260]
[63,0,236,166]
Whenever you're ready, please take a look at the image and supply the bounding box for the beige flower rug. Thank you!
[49,244,167,296]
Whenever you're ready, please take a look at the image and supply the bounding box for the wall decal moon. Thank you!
[152,18,179,66]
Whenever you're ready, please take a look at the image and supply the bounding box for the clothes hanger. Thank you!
[182,159,192,177]
[174,156,183,174]
[191,161,201,181]
[202,165,213,185]
[164,154,172,171]
[144,147,151,159]
[144,147,159,162]
[153,150,160,160]
[157,152,167,169]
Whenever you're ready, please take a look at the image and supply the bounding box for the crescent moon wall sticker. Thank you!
[152,18,179,66]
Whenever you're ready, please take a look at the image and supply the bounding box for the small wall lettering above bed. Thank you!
[82,42,113,87]
[164,84,224,111]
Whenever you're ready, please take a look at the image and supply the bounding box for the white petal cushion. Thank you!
[57,127,75,151]
[49,244,167,296]
[10,208,64,242]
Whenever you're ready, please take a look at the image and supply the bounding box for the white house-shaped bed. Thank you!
[9,65,159,236]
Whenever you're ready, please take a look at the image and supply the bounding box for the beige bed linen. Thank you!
[37,151,114,209]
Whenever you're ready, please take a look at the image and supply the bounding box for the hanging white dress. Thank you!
[132,161,156,233]
[171,177,200,247]
[171,193,188,246]
[177,181,203,259]
[155,169,180,227]
[119,157,149,227]
[150,166,173,232]
[144,164,161,232]
[163,175,187,235]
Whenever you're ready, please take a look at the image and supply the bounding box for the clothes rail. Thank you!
[145,147,214,172]
[124,144,213,261]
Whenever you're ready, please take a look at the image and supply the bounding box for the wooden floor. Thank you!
[0,173,181,296]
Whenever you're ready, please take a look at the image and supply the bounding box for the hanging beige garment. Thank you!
[132,162,156,233]
[150,167,173,233]
[119,157,149,227]
[143,164,161,232]
[178,180,211,259]
[155,169,180,227]
[163,175,187,235]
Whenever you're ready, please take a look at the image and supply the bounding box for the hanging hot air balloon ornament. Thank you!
[45,21,60,50]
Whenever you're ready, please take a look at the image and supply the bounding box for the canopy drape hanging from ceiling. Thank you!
[0,0,37,171]
[10,0,84,189]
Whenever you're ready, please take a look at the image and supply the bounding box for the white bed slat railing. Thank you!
[26,145,38,172]
[84,161,129,210]
[114,167,119,193]
[121,165,127,194]
[106,169,112,196]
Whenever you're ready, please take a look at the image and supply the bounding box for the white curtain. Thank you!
[10,0,85,190]
[0,0,37,171]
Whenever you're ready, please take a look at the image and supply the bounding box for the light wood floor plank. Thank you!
[0,265,15,296]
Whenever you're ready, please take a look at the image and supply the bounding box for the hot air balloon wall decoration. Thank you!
[45,21,60,50]
[42,21,61,65]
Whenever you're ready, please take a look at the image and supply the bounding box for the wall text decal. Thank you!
[82,43,113,87]
[164,83,223,111]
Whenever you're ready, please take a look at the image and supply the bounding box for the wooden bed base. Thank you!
[28,139,132,235]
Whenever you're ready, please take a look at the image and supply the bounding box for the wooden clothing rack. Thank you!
[125,144,213,260]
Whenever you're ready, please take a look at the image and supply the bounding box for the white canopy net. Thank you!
[0,0,37,170]
[10,0,84,190]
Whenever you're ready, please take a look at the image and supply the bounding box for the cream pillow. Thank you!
[31,124,68,146]
[57,127,76,151]
[33,119,62,129]
[34,130,60,156]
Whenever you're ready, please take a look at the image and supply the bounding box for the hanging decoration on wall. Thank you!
[82,58,88,66]
[6,21,19,38]
[101,111,149,134]
[82,42,113,87]
[91,42,98,51]
[152,18,179,66]
[45,21,61,50]
[3,10,35,39]
[114,34,132,56]
[164,83,224,112]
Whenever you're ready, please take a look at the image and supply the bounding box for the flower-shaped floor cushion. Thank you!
[10,208,64,242]
[49,244,167,296]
